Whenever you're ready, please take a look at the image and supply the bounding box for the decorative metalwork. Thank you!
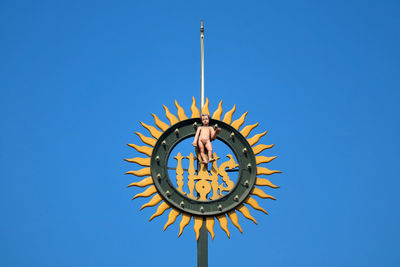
[125,98,281,239]
[171,152,237,201]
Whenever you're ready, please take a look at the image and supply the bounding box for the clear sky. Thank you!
[1,1,399,266]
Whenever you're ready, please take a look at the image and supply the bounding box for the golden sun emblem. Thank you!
[125,97,281,239]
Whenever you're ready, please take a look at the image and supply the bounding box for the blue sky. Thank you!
[1,1,399,266]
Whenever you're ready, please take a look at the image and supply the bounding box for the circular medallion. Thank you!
[151,118,256,216]
[125,98,281,238]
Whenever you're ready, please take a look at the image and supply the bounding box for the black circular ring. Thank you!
[150,118,256,216]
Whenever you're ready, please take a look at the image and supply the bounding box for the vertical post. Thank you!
[197,20,208,267]
[200,20,205,108]
[197,217,208,267]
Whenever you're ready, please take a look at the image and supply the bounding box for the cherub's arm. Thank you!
[210,126,221,141]
[192,127,201,146]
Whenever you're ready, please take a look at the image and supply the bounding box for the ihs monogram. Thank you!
[173,152,238,201]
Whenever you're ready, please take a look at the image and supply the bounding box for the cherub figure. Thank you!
[192,114,221,164]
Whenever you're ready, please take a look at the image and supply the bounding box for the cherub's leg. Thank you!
[206,141,214,162]
[198,141,208,164]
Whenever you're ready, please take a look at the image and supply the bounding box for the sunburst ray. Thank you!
[149,202,171,221]
[255,156,277,165]
[223,105,236,124]
[255,178,279,188]
[236,204,258,224]
[191,96,200,118]
[252,144,274,155]
[178,214,191,237]
[163,105,179,125]
[132,185,157,199]
[212,100,223,120]
[140,121,162,139]
[193,217,203,240]
[245,196,268,214]
[124,157,150,166]
[216,214,230,238]
[251,187,276,200]
[240,123,259,138]
[140,194,162,210]
[125,167,151,177]
[127,176,153,188]
[151,113,169,131]
[175,100,188,120]
[206,217,215,240]
[163,209,181,231]
[247,131,268,146]
[257,166,282,175]
[135,132,156,147]
[201,97,210,115]
[231,112,248,130]
[227,210,243,233]
[127,144,153,157]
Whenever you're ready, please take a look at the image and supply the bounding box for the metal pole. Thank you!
[197,217,208,267]
[197,20,208,267]
[200,20,205,108]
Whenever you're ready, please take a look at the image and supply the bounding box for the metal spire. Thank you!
[198,21,208,267]
[200,20,205,108]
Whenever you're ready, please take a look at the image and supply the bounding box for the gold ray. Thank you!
[257,166,282,175]
[216,214,230,238]
[163,105,179,125]
[125,167,151,177]
[193,217,203,241]
[252,144,274,155]
[251,187,276,200]
[124,157,150,166]
[151,113,169,131]
[245,196,268,215]
[127,144,153,157]
[132,185,157,199]
[255,156,277,165]
[231,112,248,130]
[135,132,156,147]
[178,214,191,237]
[240,123,259,138]
[140,194,162,210]
[140,121,162,139]
[223,105,236,124]
[127,177,153,188]
[255,178,279,188]
[175,100,188,120]
[212,100,223,120]
[163,208,181,231]
[236,204,258,224]
[201,97,210,115]
[206,217,215,240]
[227,210,243,233]
[149,202,171,221]
[247,131,268,146]
[191,96,200,118]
